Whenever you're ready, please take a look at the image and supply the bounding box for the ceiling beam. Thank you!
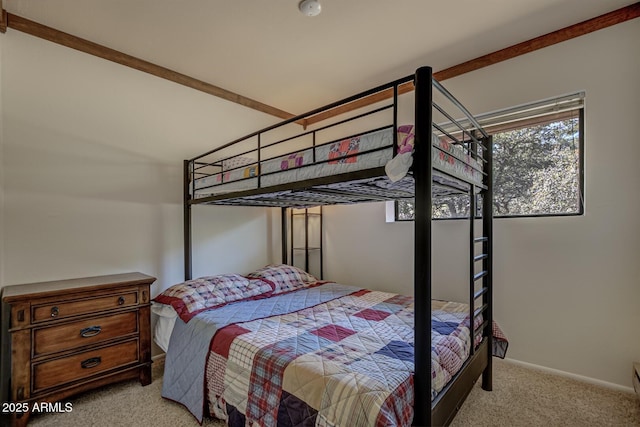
[0,0,7,33]
[434,1,640,81]
[305,2,640,127]
[3,12,296,121]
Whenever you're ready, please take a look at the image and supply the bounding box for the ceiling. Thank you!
[4,0,636,116]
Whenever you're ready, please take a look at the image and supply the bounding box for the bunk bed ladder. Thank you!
[481,135,494,391]
[469,186,479,357]
[470,135,494,393]
[467,134,494,392]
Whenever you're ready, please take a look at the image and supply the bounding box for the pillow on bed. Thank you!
[153,274,274,322]
[397,125,415,154]
[246,264,319,295]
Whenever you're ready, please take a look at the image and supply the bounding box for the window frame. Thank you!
[394,106,585,221]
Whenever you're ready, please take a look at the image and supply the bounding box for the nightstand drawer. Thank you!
[33,311,138,357]
[33,339,139,392]
[32,290,138,322]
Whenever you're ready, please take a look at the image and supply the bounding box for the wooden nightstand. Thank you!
[0,272,156,427]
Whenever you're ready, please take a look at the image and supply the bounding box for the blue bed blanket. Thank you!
[161,282,359,422]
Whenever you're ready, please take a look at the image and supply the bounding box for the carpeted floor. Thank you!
[450,360,640,427]
[27,357,639,427]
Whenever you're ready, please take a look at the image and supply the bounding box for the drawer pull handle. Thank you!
[118,296,125,305]
[50,306,59,317]
[81,357,102,369]
[80,326,102,338]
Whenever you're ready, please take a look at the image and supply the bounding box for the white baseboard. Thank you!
[502,357,635,395]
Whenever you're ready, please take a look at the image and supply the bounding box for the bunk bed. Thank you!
[161,66,496,426]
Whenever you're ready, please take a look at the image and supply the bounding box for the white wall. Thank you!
[325,19,640,388]
[0,32,279,298]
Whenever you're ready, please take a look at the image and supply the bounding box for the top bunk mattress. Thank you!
[191,125,484,200]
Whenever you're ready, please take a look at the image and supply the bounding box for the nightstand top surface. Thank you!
[1,272,156,302]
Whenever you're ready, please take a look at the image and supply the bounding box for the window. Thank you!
[396,93,584,220]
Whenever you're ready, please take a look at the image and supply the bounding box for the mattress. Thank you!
[192,126,483,199]
[151,301,178,352]
[159,282,496,426]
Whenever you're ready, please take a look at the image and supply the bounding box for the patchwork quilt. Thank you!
[203,286,498,426]
[328,137,360,164]
[163,283,507,427]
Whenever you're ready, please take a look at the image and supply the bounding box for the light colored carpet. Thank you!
[450,360,640,427]
[28,358,639,427]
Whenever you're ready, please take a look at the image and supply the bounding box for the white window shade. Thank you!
[437,92,585,137]
[474,92,585,131]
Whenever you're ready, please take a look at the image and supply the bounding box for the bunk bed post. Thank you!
[319,206,323,280]
[281,207,288,264]
[482,135,494,391]
[304,209,310,272]
[413,66,433,427]
[393,84,399,156]
[183,159,193,281]
[290,209,294,268]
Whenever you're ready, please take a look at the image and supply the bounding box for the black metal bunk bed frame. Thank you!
[182,66,493,426]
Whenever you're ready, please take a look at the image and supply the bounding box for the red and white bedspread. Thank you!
[201,287,504,427]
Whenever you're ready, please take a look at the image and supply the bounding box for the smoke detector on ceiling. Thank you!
[298,0,322,17]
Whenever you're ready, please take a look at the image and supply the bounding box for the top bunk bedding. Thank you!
[191,125,484,203]
[186,72,490,208]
